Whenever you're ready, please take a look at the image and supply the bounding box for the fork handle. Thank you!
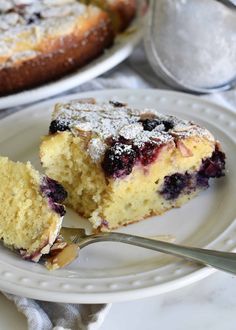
[80,232,236,275]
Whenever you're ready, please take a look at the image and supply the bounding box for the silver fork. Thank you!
[55,227,236,275]
[216,0,236,8]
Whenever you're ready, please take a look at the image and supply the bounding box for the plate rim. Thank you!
[1,266,215,304]
[0,88,235,303]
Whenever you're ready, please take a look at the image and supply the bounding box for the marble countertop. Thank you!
[1,270,236,330]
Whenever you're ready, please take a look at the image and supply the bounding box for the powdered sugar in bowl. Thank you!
[144,0,236,93]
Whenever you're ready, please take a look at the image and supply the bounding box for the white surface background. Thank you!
[1,271,236,329]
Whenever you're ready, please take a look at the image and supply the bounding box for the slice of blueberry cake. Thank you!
[40,99,225,232]
[0,156,67,263]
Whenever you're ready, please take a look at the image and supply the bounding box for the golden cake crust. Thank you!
[85,0,137,32]
[107,0,136,31]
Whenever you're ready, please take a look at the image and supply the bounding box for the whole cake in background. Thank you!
[40,98,226,232]
[0,0,136,96]
[0,156,67,263]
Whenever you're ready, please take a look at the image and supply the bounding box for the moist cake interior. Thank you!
[0,157,67,261]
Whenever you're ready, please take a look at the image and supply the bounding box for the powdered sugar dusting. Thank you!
[119,123,143,140]
[51,99,215,162]
[88,138,106,162]
[172,125,215,141]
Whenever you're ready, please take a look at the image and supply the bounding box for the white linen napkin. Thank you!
[3,293,111,330]
[1,46,236,330]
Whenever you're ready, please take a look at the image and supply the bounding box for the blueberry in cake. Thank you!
[0,0,136,96]
[40,98,225,232]
[0,156,67,263]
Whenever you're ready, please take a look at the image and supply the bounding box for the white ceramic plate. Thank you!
[0,19,142,110]
[0,89,235,303]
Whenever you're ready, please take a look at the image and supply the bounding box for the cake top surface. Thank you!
[0,0,87,31]
[50,99,215,163]
[0,0,100,67]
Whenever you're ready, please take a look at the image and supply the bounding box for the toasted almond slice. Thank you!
[70,98,96,105]
[45,244,79,270]
[176,140,193,157]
